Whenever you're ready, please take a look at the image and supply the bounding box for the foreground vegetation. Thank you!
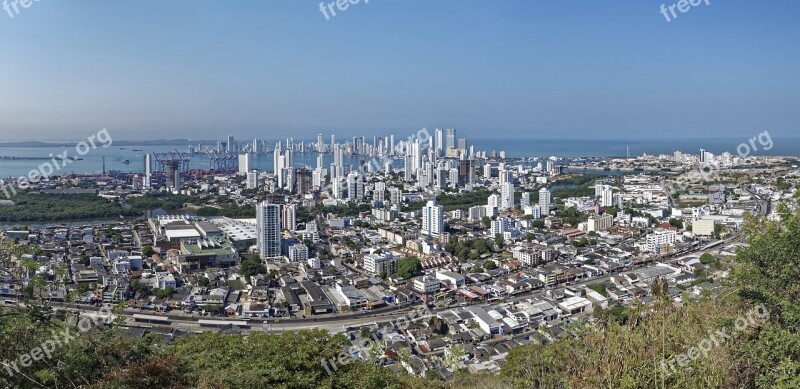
[0,193,139,222]
[3,209,800,388]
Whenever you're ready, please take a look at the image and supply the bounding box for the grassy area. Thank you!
[227,279,244,290]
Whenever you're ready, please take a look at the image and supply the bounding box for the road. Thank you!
[43,185,769,333]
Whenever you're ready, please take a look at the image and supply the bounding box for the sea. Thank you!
[1,137,798,179]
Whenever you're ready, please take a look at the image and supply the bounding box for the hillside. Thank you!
[2,210,800,388]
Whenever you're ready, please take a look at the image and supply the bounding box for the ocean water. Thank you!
[471,137,800,159]
[1,137,798,179]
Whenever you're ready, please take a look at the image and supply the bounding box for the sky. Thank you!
[0,0,798,142]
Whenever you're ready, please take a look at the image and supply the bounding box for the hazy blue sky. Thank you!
[0,0,798,142]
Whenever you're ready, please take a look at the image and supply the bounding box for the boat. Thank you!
[132,148,143,151]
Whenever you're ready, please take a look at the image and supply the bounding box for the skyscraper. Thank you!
[282,203,297,231]
[601,186,614,207]
[374,181,386,202]
[226,135,236,153]
[246,170,259,190]
[457,159,475,187]
[422,200,444,237]
[435,128,444,156]
[500,182,515,211]
[539,187,551,216]
[143,154,152,176]
[294,168,313,194]
[257,202,281,259]
[353,136,365,155]
[521,192,531,208]
[445,128,456,157]
[347,172,364,201]
[238,153,251,175]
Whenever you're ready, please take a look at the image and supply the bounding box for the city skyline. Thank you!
[1,1,799,142]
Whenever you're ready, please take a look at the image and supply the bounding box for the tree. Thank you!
[443,344,466,371]
[483,260,498,270]
[142,246,155,257]
[397,256,422,279]
[669,218,683,229]
[360,326,374,339]
[699,253,717,265]
[494,234,504,249]
[240,258,266,279]
[154,286,176,299]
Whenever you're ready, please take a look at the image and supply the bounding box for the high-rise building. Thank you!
[411,139,423,174]
[332,176,347,199]
[601,186,614,207]
[256,202,281,259]
[699,148,706,163]
[422,200,444,237]
[274,144,285,188]
[246,170,259,190]
[448,168,459,189]
[317,134,324,153]
[445,128,457,157]
[293,168,313,194]
[353,136,365,155]
[499,169,512,186]
[346,172,364,201]
[374,181,386,202]
[539,187,551,216]
[403,155,413,181]
[389,187,401,205]
[143,154,152,176]
[521,192,531,208]
[457,159,475,187]
[490,218,508,236]
[282,203,297,231]
[435,128,444,157]
[500,182,515,211]
[487,193,500,209]
[483,163,492,179]
[238,153,251,175]
[457,138,467,155]
[226,135,236,153]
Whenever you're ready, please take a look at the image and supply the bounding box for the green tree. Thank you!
[240,258,266,279]
[397,256,422,279]
[142,245,155,257]
[494,234,504,249]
